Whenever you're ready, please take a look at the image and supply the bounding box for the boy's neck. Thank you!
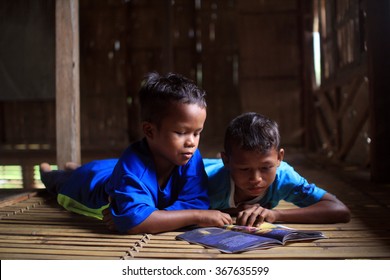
[233,188,252,205]
[157,167,175,188]
[153,156,176,188]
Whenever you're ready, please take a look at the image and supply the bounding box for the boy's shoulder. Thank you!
[277,161,294,172]
[116,139,152,174]
[275,161,302,182]
[121,138,156,162]
[203,158,224,176]
[273,161,318,193]
[203,158,223,166]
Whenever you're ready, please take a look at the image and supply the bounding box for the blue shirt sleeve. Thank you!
[203,158,231,210]
[109,173,158,233]
[260,161,327,208]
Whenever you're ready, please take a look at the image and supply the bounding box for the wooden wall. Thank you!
[124,0,303,154]
[302,0,370,168]
[79,0,128,153]
[2,0,383,185]
[125,0,243,152]
[0,0,129,163]
[237,0,302,147]
[0,0,56,153]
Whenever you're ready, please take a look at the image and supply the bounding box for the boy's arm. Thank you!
[125,209,232,234]
[236,193,351,226]
[103,208,232,234]
[272,193,351,223]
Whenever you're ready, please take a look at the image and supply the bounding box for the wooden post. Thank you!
[366,1,390,183]
[297,0,315,151]
[55,0,80,169]
[21,164,35,189]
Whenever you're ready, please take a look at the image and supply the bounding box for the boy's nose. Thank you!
[185,135,195,147]
[249,170,262,183]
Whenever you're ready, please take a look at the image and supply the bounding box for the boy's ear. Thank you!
[277,148,285,164]
[142,122,155,139]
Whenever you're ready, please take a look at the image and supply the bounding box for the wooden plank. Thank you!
[0,253,118,260]
[0,247,123,258]
[0,238,141,247]
[55,0,81,169]
[0,191,39,208]
[337,77,364,120]
[128,246,390,259]
[0,243,131,252]
[0,234,144,246]
[0,226,144,239]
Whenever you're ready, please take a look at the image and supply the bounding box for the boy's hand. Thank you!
[197,210,233,227]
[236,204,278,227]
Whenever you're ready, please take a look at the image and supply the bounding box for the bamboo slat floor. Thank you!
[0,153,389,260]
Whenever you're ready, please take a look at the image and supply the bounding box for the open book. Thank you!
[176,222,326,253]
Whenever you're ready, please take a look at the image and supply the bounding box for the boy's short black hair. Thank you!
[224,112,280,156]
[139,72,207,124]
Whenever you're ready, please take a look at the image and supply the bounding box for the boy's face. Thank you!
[222,146,284,203]
[144,102,207,168]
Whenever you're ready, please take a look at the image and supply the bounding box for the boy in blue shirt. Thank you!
[40,72,232,234]
[204,112,351,227]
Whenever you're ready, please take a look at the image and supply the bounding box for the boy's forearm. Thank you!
[126,209,202,234]
[274,196,351,224]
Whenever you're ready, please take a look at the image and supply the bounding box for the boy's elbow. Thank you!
[340,208,351,223]
[324,194,351,223]
[126,228,141,235]
[335,205,351,223]
[125,225,153,235]
[125,221,163,235]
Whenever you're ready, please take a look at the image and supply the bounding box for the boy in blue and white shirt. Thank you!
[204,112,351,226]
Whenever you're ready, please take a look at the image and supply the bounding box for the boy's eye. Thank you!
[239,168,250,172]
[261,166,274,172]
[174,130,202,136]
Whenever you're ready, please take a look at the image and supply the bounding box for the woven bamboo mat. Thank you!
[0,153,390,259]
[0,191,389,260]
[0,192,148,260]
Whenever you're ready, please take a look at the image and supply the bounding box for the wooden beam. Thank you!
[55,0,80,169]
[366,1,390,183]
[297,0,315,150]
[337,106,369,161]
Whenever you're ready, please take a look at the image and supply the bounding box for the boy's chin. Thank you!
[246,188,267,197]
[175,158,191,166]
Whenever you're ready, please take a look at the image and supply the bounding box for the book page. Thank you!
[223,223,326,244]
[176,227,281,253]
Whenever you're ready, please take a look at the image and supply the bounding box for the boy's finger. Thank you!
[224,213,233,224]
[247,213,259,227]
[246,205,263,226]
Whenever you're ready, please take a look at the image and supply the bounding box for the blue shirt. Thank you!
[204,158,327,210]
[57,139,209,233]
